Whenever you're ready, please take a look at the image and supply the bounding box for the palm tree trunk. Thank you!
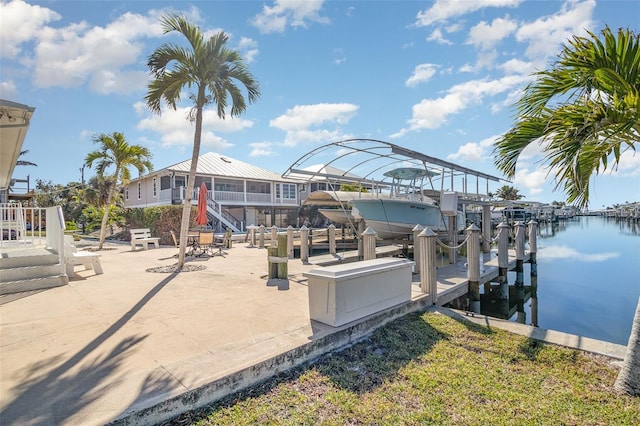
[176,91,205,269]
[615,296,640,396]
[98,177,116,250]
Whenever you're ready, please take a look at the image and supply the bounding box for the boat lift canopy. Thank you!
[283,139,505,202]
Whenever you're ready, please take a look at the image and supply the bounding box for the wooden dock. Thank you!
[308,245,529,308]
[307,244,404,266]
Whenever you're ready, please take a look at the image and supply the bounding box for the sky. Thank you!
[1,0,638,209]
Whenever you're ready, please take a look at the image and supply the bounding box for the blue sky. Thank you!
[1,0,638,209]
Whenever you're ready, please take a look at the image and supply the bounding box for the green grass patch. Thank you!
[165,312,639,425]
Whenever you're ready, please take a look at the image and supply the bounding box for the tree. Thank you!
[146,14,260,269]
[15,150,37,167]
[494,185,524,201]
[85,132,152,250]
[493,27,639,209]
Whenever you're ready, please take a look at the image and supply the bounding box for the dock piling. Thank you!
[363,227,377,260]
[328,224,336,255]
[412,224,424,274]
[466,224,481,313]
[300,225,309,262]
[418,227,437,303]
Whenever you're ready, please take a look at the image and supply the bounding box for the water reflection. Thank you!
[476,216,639,345]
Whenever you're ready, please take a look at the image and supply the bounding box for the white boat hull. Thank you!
[351,198,455,239]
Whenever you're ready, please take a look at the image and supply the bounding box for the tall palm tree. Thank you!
[85,132,153,250]
[493,27,639,209]
[146,14,260,269]
[495,185,524,201]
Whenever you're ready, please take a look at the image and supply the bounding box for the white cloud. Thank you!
[31,11,164,93]
[427,28,453,45]
[406,63,437,87]
[467,17,517,50]
[618,149,640,176]
[237,37,259,63]
[0,0,60,59]
[392,74,530,137]
[0,80,17,99]
[251,0,329,34]
[448,135,499,162]
[500,58,536,75]
[415,0,522,27]
[136,102,252,150]
[537,245,619,262]
[249,142,276,157]
[513,165,549,195]
[269,103,358,146]
[516,0,595,60]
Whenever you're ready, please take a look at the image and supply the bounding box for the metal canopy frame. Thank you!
[283,139,505,201]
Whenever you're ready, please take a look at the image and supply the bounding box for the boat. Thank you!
[317,208,355,225]
[349,167,460,239]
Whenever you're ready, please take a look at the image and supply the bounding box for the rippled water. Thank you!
[506,216,639,345]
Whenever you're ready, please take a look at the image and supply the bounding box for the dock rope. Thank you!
[435,233,470,250]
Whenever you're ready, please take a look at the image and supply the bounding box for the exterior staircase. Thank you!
[0,247,68,295]
[206,198,243,232]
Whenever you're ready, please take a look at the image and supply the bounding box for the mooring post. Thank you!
[448,216,457,264]
[286,225,294,259]
[270,225,278,247]
[357,220,365,260]
[248,224,256,247]
[300,225,309,263]
[363,227,377,260]
[267,246,278,279]
[277,233,288,278]
[482,204,491,253]
[418,227,437,303]
[497,222,510,301]
[514,221,526,324]
[528,219,538,276]
[258,225,265,249]
[412,224,424,274]
[328,224,336,255]
[466,224,481,313]
[528,220,538,326]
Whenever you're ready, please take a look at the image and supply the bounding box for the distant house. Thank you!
[123,152,301,232]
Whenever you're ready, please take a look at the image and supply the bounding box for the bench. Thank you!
[130,228,160,251]
[64,236,103,277]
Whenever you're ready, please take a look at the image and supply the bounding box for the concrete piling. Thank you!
[412,224,424,274]
[300,225,309,262]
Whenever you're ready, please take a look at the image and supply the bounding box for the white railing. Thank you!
[159,188,172,202]
[246,193,272,203]
[1,203,48,246]
[214,190,244,202]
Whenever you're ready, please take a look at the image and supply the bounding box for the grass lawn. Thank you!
[165,311,639,425]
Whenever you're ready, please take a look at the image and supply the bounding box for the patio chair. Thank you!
[196,231,215,257]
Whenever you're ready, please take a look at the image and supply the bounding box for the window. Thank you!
[152,177,157,197]
[125,187,129,201]
[137,182,141,200]
[160,176,170,190]
[277,183,296,199]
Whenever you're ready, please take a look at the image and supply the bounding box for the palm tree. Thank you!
[494,185,524,201]
[146,14,260,269]
[85,132,153,250]
[493,27,639,209]
[615,297,640,396]
[16,150,37,167]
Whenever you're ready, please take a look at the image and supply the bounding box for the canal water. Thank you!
[493,216,639,346]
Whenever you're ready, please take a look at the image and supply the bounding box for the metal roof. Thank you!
[167,152,295,182]
[283,139,506,200]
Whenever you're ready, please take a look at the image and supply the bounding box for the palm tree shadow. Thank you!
[314,312,446,394]
[1,272,180,425]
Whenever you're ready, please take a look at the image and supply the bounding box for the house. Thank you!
[124,152,302,232]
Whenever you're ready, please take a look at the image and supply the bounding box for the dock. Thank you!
[307,242,528,308]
